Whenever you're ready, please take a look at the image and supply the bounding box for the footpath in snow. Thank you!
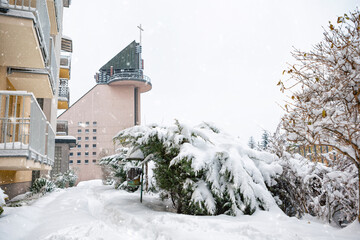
[0,180,359,240]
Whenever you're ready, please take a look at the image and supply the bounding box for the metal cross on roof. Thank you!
[137,24,144,45]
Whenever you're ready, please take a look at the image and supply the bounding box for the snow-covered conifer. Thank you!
[112,120,282,216]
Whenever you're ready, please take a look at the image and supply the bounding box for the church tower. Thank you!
[58,41,152,182]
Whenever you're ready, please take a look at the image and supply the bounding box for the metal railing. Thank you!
[58,79,69,101]
[48,39,58,93]
[46,122,55,165]
[0,91,54,166]
[54,0,62,32]
[107,72,151,84]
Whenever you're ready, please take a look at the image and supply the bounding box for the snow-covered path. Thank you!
[0,180,359,240]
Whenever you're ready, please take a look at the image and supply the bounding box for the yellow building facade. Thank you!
[0,0,71,198]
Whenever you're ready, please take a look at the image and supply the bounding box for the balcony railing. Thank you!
[48,39,58,93]
[97,71,151,85]
[58,79,69,101]
[0,91,54,166]
[54,0,62,32]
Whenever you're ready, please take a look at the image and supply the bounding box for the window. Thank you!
[85,152,89,156]
[77,137,81,141]
[93,144,96,148]
[77,152,81,156]
[85,137,89,141]
[85,144,89,148]
[77,160,81,164]
[93,136,97,140]
[70,152,73,156]
[92,159,97,163]
[93,121,97,125]
[77,144,81,148]
[85,129,89,133]
[85,160,89,164]
[78,122,82,126]
[92,152,96,156]
[78,129,82,133]
[86,121,89,125]
[93,129,97,133]
[69,160,73,164]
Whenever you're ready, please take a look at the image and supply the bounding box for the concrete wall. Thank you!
[58,84,138,183]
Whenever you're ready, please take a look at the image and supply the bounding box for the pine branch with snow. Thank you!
[113,120,281,216]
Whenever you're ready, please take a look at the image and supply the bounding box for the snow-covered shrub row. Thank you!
[270,153,358,227]
[53,170,78,188]
[266,128,358,227]
[29,178,56,195]
[111,120,281,215]
[0,187,8,216]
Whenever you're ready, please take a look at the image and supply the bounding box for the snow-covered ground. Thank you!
[0,180,359,240]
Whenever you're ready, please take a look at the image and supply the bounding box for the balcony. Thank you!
[6,40,57,97]
[0,0,51,68]
[59,54,70,79]
[58,78,69,109]
[0,91,55,170]
[47,0,62,35]
[96,70,152,93]
[0,0,58,97]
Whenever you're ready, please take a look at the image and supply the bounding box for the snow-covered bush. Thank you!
[30,178,55,195]
[100,150,143,191]
[112,120,281,215]
[267,128,358,226]
[53,170,78,188]
[270,153,358,227]
[0,187,8,216]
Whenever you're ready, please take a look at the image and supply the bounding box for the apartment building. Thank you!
[295,144,338,165]
[0,0,71,199]
[58,40,152,183]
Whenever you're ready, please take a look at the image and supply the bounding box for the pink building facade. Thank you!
[58,41,151,183]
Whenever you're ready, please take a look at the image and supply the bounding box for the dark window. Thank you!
[86,121,89,125]
[92,159,97,163]
[85,137,89,141]
[85,144,89,148]
[93,136,97,140]
[77,160,81,164]
[77,137,81,140]
[78,129,82,133]
[70,152,73,156]
[85,152,89,156]
[85,129,89,133]
[92,152,96,156]
[85,160,89,164]
[69,160,73,164]
[77,152,81,156]
[93,129,97,133]
[93,144,96,148]
[93,121,97,125]
[77,144,81,148]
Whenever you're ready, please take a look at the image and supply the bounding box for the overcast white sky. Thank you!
[62,0,359,145]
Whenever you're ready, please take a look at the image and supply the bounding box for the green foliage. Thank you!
[111,120,278,216]
[29,178,55,195]
[53,170,78,188]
